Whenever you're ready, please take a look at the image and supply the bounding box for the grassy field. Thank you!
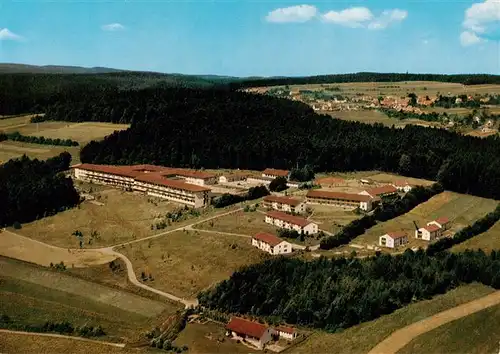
[193,210,279,236]
[174,322,259,354]
[451,220,500,253]
[399,302,500,354]
[350,191,498,249]
[366,173,435,186]
[0,256,177,342]
[308,205,360,234]
[118,230,268,298]
[289,283,494,354]
[0,140,81,164]
[17,187,179,248]
[0,332,140,354]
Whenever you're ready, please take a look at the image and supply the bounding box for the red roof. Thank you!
[365,185,398,196]
[276,326,296,334]
[315,177,345,185]
[253,232,284,247]
[263,168,289,177]
[266,211,313,228]
[135,173,211,192]
[393,180,411,187]
[306,190,372,202]
[75,163,143,178]
[226,317,268,339]
[424,224,441,232]
[435,217,450,224]
[263,195,303,207]
[386,231,407,240]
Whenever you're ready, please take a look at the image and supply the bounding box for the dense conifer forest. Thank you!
[0,153,80,227]
[198,250,500,331]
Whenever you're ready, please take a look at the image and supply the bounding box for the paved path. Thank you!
[0,329,126,348]
[367,290,500,354]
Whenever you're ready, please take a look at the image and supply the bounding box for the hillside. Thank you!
[0,63,124,74]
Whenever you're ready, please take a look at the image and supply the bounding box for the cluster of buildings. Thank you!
[226,317,297,349]
[379,217,451,249]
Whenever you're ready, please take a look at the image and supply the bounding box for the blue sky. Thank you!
[0,0,499,76]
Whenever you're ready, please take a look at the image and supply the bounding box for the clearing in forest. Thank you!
[289,283,494,354]
[451,220,500,253]
[118,230,268,299]
[0,140,80,164]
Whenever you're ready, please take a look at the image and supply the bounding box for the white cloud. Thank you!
[321,7,373,27]
[101,23,125,31]
[461,0,500,45]
[460,30,482,46]
[368,9,408,30]
[0,28,23,41]
[266,5,317,23]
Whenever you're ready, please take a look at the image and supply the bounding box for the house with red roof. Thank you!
[226,317,275,349]
[306,190,374,211]
[359,185,398,199]
[392,180,414,193]
[427,217,451,230]
[263,195,305,214]
[265,211,318,235]
[416,224,442,241]
[379,231,409,248]
[252,232,292,255]
[275,325,298,341]
[262,168,290,179]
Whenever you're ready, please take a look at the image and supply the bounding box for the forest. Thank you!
[0,153,80,227]
[230,73,500,89]
[198,250,500,331]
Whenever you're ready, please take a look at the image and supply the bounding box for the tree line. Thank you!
[0,152,80,227]
[0,131,79,146]
[198,249,500,331]
[213,185,269,208]
[427,204,500,255]
[320,184,444,250]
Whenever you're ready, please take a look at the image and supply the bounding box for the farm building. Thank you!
[379,232,409,248]
[392,180,414,193]
[263,195,306,213]
[226,317,275,349]
[252,232,293,255]
[359,185,398,199]
[265,211,318,235]
[72,164,212,208]
[415,224,442,241]
[427,217,450,230]
[218,173,249,184]
[306,190,374,211]
[275,326,298,341]
[262,168,290,179]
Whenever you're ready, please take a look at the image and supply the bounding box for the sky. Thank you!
[0,0,499,76]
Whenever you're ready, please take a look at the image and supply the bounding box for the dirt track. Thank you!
[367,290,500,354]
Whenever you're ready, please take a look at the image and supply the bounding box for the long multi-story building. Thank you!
[263,195,306,213]
[72,163,212,208]
[252,232,293,255]
[265,210,318,235]
[306,190,374,211]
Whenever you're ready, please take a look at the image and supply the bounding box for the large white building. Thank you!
[263,195,306,213]
[252,232,293,255]
[306,190,374,211]
[265,210,318,235]
[72,164,212,208]
[379,231,409,248]
[226,317,275,349]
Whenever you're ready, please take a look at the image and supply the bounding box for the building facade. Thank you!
[359,185,399,199]
[262,168,289,179]
[226,317,275,349]
[72,164,211,208]
[306,190,373,211]
[263,195,306,213]
[275,326,297,341]
[392,181,414,193]
[252,232,293,255]
[265,211,318,235]
[428,217,450,230]
[416,224,442,241]
[379,232,409,248]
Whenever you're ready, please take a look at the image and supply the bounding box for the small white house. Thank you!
[252,232,293,255]
[427,217,450,231]
[275,326,298,341]
[392,181,414,193]
[379,231,409,248]
[415,224,442,241]
[265,211,318,235]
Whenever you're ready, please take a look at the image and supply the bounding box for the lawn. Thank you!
[193,210,278,236]
[350,191,498,249]
[174,322,259,354]
[399,302,500,354]
[366,173,435,187]
[289,283,494,354]
[0,257,176,342]
[0,333,138,354]
[326,110,398,126]
[451,220,500,253]
[0,140,80,164]
[17,187,179,248]
[308,205,360,234]
[118,230,268,298]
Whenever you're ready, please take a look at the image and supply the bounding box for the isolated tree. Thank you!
[269,176,288,192]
